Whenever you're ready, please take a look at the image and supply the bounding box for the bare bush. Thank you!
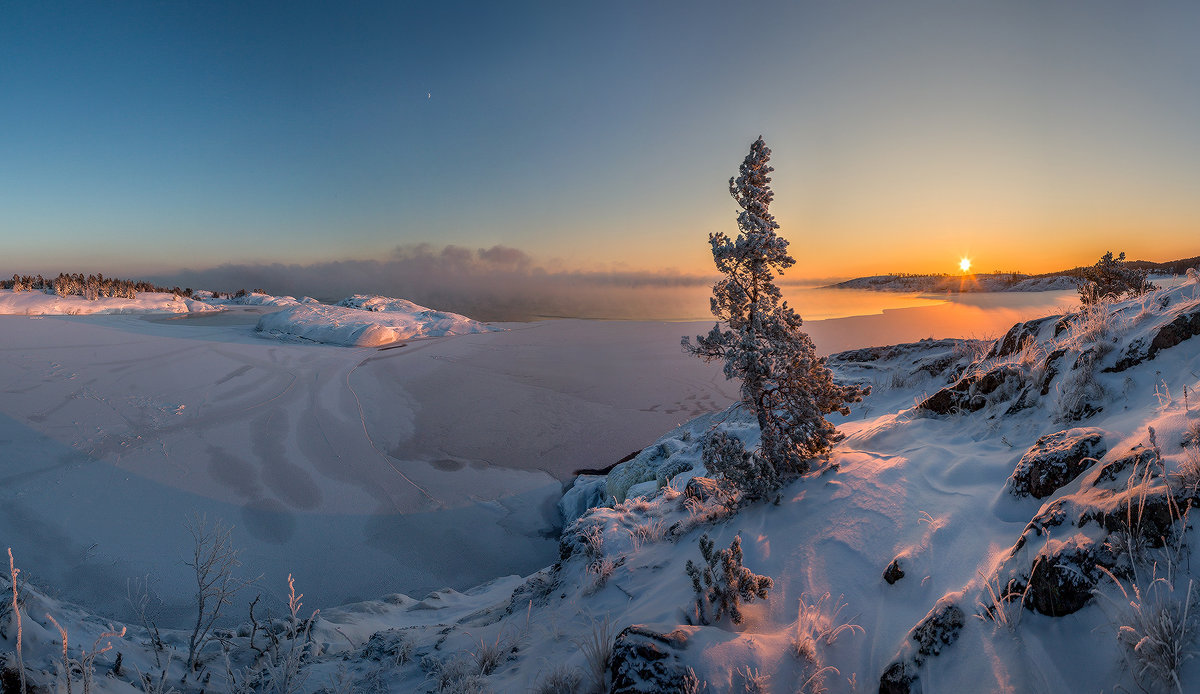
[185,515,256,674]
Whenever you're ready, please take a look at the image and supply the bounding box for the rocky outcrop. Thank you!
[607,626,699,694]
[986,315,1059,360]
[917,365,1021,414]
[1107,310,1200,372]
[1005,428,1107,499]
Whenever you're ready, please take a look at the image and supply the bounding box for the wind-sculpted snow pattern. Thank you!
[256,295,501,346]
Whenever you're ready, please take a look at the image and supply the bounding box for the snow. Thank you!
[0,289,219,315]
[255,295,501,346]
[4,281,1200,692]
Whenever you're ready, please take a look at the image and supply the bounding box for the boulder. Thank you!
[1006,428,1106,499]
[883,558,905,585]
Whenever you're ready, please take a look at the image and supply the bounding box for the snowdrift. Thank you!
[0,289,219,315]
[255,294,501,346]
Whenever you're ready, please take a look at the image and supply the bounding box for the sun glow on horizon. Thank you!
[959,257,972,273]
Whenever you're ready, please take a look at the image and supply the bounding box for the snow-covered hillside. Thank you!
[256,294,502,346]
[4,276,1200,692]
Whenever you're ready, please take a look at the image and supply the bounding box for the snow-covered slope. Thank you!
[4,276,1200,693]
[0,289,219,315]
[255,294,501,346]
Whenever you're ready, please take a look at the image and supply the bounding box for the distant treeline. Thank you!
[2,273,202,300]
[1024,255,1200,280]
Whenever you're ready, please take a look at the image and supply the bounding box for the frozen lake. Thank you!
[0,289,1081,625]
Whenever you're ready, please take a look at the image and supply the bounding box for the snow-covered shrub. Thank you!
[573,615,613,694]
[422,654,488,694]
[628,519,667,549]
[701,431,779,502]
[793,592,864,654]
[1096,562,1197,693]
[471,632,514,676]
[532,664,583,694]
[1078,251,1155,306]
[1056,349,1107,421]
[1172,450,1200,499]
[735,666,770,692]
[975,572,1030,630]
[683,137,866,486]
[1182,420,1200,449]
[685,533,772,625]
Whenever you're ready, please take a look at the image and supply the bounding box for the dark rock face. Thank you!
[1091,446,1155,487]
[878,599,965,693]
[1149,311,1200,356]
[1108,310,1200,372]
[1038,349,1067,396]
[879,661,918,694]
[1023,542,1109,616]
[917,365,1021,415]
[987,315,1059,360]
[1085,491,1178,550]
[1006,428,1107,499]
[883,558,905,585]
[608,626,699,694]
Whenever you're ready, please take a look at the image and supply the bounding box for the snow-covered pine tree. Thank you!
[1077,251,1155,305]
[683,137,867,486]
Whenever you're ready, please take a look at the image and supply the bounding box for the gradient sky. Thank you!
[3,1,1200,281]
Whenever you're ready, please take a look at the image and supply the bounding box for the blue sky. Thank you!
[3,1,1200,281]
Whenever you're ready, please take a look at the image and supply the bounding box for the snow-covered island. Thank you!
[829,272,1082,292]
[829,254,1200,294]
[256,294,503,347]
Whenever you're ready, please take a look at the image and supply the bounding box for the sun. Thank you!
[959,257,972,273]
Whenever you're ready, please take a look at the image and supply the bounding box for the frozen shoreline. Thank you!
[0,290,1081,626]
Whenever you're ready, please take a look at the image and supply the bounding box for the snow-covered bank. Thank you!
[0,289,219,315]
[255,294,501,346]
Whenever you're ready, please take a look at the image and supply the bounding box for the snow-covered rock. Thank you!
[1005,427,1107,499]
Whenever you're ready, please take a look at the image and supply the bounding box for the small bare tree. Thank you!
[185,515,255,675]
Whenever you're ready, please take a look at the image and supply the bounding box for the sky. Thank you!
[3,1,1200,293]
